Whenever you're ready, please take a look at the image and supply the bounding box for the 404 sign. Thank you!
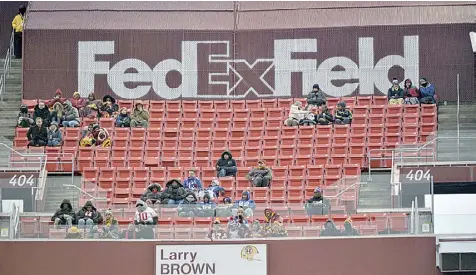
[0,172,39,188]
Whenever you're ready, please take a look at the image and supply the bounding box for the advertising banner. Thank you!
[155,244,267,275]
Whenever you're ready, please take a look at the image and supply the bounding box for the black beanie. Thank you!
[313,84,320,90]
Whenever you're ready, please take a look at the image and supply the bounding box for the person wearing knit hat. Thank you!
[307,83,327,107]
[115,107,131,127]
[334,101,353,125]
[47,89,66,108]
[134,199,158,239]
[100,209,120,239]
[47,121,63,147]
[131,100,150,128]
[341,217,360,236]
[305,186,330,215]
[69,91,86,111]
[246,160,273,187]
[388,78,404,105]
[419,77,437,104]
[320,219,342,237]
[65,226,83,239]
[215,197,233,218]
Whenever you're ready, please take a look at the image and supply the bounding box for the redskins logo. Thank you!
[240,245,260,261]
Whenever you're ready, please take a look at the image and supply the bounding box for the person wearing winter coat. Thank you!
[134,199,158,239]
[233,190,256,217]
[197,193,216,217]
[419,77,436,104]
[300,106,318,126]
[11,5,26,59]
[208,218,228,240]
[69,91,87,111]
[178,192,199,217]
[307,84,327,107]
[82,93,101,118]
[17,104,33,128]
[216,151,237,177]
[214,197,234,217]
[316,106,334,125]
[341,218,360,236]
[204,178,226,200]
[334,101,353,125]
[246,160,273,187]
[264,208,283,224]
[388,78,404,105]
[79,123,112,147]
[47,121,63,147]
[61,100,80,127]
[49,102,64,125]
[140,183,162,204]
[320,219,342,237]
[100,209,120,239]
[284,101,308,126]
[161,179,187,205]
[115,107,131,127]
[305,187,330,215]
[130,100,150,128]
[47,89,66,108]
[183,170,203,191]
[403,78,420,105]
[27,117,48,147]
[33,101,51,127]
[51,199,76,229]
[100,95,119,118]
[76,201,103,230]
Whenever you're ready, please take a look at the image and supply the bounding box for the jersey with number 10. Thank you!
[134,207,158,224]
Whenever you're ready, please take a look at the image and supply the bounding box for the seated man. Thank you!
[316,106,334,125]
[100,209,120,239]
[160,179,187,205]
[65,226,82,239]
[216,151,237,177]
[33,101,51,127]
[334,101,352,125]
[62,100,80,128]
[177,192,199,217]
[306,84,327,107]
[388,78,404,105]
[183,169,203,192]
[27,117,48,147]
[246,160,273,187]
[197,193,216,217]
[76,201,103,230]
[203,178,226,200]
[320,219,342,237]
[17,104,33,128]
[130,100,150,128]
[305,187,330,215]
[208,218,228,240]
[299,106,317,126]
[134,199,158,239]
[341,218,360,236]
[51,199,76,229]
[419,77,436,104]
[140,183,162,205]
[214,197,234,217]
[233,191,255,217]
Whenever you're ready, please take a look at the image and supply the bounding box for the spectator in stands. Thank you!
[341,218,360,236]
[61,100,80,128]
[320,219,341,237]
[250,220,263,238]
[47,121,62,147]
[215,197,233,217]
[51,199,75,229]
[300,106,317,126]
[140,183,162,205]
[307,84,327,107]
[284,101,308,126]
[134,199,158,239]
[79,123,112,147]
[130,100,150,128]
[69,91,86,112]
[264,208,283,224]
[227,211,250,239]
[49,102,63,125]
[403,78,420,105]
[100,95,119,118]
[27,117,48,147]
[178,192,199,217]
[47,89,66,108]
[183,169,203,192]
[316,106,334,125]
[17,104,33,128]
[234,190,255,217]
[161,179,187,205]
[216,151,237,177]
[197,193,216,217]
[65,226,83,239]
[83,93,101,118]
[100,209,120,239]
[388,78,404,105]
[205,178,225,200]
[115,107,131,127]
[208,218,228,240]
[334,101,352,125]
[247,160,273,187]
[305,187,330,215]
[33,101,51,127]
[76,201,103,230]
[12,5,26,58]
[419,77,436,104]
[262,221,288,238]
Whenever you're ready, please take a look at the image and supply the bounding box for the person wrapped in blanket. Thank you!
[79,123,112,147]
[261,208,288,237]
[133,199,158,239]
[99,209,120,239]
[227,213,251,239]
[208,218,228,240]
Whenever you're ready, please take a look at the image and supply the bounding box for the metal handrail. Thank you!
[327,179,362,199]
[62,184,108,201]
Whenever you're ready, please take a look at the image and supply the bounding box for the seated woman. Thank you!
[284,101,308,126]
[49,102,63,125]
[99,95,119,118]
[47,121,63,147]
[69,91,86,114]
[388,78,404,105]
[79,123,112,147]
[403,78,420,105]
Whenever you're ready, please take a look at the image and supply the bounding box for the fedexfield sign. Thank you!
[155,244,267,275]
[78,36,419,99]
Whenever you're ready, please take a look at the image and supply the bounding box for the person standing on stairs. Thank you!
[12,5,26,59]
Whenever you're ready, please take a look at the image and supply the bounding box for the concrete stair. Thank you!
[0,58,22,142]
[357,172,392,210]
[44,176,82,212]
